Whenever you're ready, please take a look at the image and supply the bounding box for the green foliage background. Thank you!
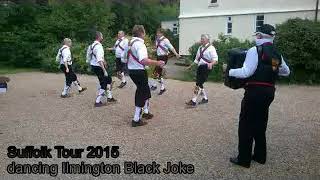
[0,0,178,74]
[275,18,320,84]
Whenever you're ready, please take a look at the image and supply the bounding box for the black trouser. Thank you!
[154,55,168,78]
[91,65,112,90]
[238,85,275,164]
[196,64,210,88]
[129,70,151,107]
[115,58,126,73]
[60,64,78,87]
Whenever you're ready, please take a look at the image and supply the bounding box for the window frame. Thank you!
[172,27,178,35]
[208,0,219,7]
[255,15,265,32]
[226,16,233,35]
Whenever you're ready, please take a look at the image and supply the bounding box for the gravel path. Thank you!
[165,57,186,80]
[0,72,319,180]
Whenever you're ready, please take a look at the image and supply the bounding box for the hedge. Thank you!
[0,0,178,74]
[275,18,320,84]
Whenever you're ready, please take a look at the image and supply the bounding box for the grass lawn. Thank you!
[0,67,38,75]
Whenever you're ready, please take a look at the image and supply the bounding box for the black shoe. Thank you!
[142,113,154,120]
[150,85,157,91]
[78,87,87,93]
[60,94,70,98]
[94,102,107,107]
[229,157,250,168]
[107,98,117,103]
[158,88,166,95]
[185,100,196,107]
[118,82,127,88]
[132,120,147,127]
[252,156,266,164]
[198,98,208,105]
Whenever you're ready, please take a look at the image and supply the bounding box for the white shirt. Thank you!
[114,37,129,58]
[127,37,148,70]
[56,45,72,65]
[229,46,290,78]
[156,36,174,56]
[194,43,218,66]
[86,41,104,67]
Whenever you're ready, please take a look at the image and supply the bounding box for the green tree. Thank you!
[275,18,320,84]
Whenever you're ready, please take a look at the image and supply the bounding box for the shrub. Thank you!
[0,0,178,74]
[164,29,179,51]
[275,18,320,84]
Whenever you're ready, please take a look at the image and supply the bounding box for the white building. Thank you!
[179,0,319,55]
[161,19,179,35]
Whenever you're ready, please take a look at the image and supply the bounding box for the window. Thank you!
[226,16,232,35]
[173,27,178,35]
[256,15,264,32]
[209,0,218,7]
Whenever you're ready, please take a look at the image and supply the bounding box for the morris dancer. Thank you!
[150,28,180,95]
[86,32,117,107]
[107,31,129,88]
[125,25,165,127]
[56,38,87,98]
[186,34,218,107]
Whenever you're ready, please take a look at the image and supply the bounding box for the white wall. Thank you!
[180,0,319,18]
[179,10,316,55]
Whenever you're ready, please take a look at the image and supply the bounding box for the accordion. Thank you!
[224,48,248,89]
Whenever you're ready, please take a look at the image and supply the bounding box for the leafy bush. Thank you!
[0,0,178,74]
[275,18,320,84]
[0,4,46,68]
[164,29,179,51]
[110,1,178,40]
[188,42,201,64]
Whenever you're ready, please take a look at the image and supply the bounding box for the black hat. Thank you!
[256,24,276,36]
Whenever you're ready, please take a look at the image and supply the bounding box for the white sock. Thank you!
[191,88,202,102]
[149,79,157,87]
[106,84,112,99]
[143,100,149,114]
[160,83,165,91]
[121,72,126,83]
[73,81,82,91]
[107,90,112,99]
[62,85,70,95]
[134,107,142,122]
[96,89,105,103]
[97,82,101,91]
[201,88,208,100]
[160,78,165,90]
